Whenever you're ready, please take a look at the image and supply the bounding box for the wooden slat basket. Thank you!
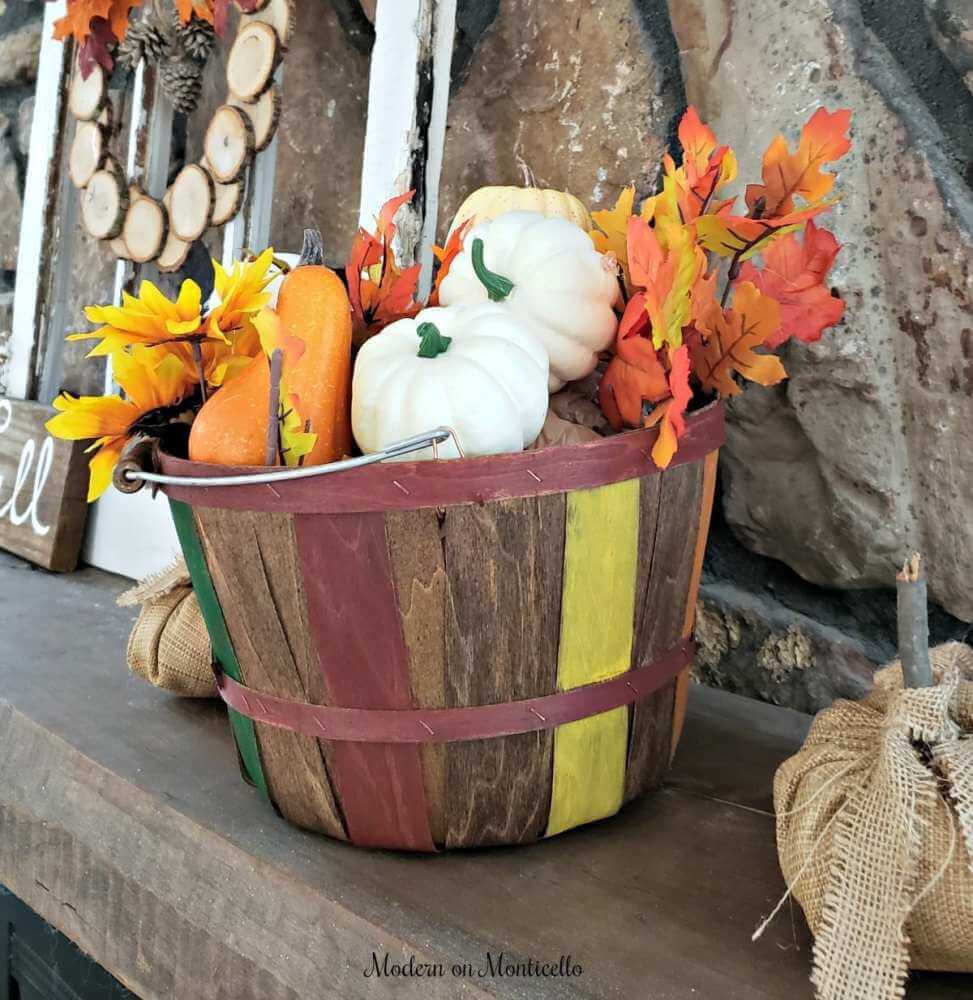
[153,402,723,851]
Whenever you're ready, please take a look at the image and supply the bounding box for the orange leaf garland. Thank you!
[430,220,471,306]
[691,282,785,396]
[745,108,852,218]
[641,107,737,233]
[55,0,142,75]
[599,324,670,430]
[650,345,693,469]
[346,191,421,344]
[738,220,844,348]
[627,217,706,349]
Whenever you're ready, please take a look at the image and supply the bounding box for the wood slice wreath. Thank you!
[65,0,289,263]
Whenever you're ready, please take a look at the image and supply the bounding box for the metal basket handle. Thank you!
[119,427,465,491]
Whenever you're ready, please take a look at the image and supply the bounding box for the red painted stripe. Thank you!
[294,511,436,852]
[159,402,724,514]
[213,640,694,743]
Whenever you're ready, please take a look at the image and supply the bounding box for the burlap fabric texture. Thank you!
[118,558,217,698]
[772,642,973,1000]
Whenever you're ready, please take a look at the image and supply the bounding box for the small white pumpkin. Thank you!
[438,211,619,391]
[352,303,549,461]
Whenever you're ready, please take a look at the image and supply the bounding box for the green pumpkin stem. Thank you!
[471,238,515,302]
[416,322,452,358]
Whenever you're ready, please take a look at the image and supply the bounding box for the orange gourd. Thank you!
[275,229,353,465]
[188,354,269,465]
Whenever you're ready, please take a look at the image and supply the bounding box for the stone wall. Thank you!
[0,0,42,394]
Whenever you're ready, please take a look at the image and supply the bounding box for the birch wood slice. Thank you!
[230,87,281,152]
[170,164,215,241]
[226,21,281,103]
[68,121,107,189]
[201,157,244,227]
[68,62,107,121]
[109,235,132,260]
[97,101,114,136]
[204,105,255,183]
[158,189,192,273]
[243,0,295,49]
[80,169,128,240]
[123,195,169,264]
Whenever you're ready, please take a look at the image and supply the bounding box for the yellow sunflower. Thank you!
[46,346,196,501]
[206,248,277,341]
[67,251,277,359]
[68,279,206,357]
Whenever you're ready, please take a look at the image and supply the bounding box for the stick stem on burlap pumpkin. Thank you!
[896,552,933,688]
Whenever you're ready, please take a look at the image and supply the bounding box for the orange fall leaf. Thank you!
[746,107,852,218]
[690,281,786,396]
[737,219,844,348]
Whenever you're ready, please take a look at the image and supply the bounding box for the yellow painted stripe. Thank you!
[546,479,640,837]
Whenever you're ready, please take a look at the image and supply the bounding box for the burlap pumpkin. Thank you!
[118,559,217,698]
[772,642,973,1000]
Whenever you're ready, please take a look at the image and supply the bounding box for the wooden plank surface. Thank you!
[2,552,971,1000]
[546,480,639,837]
[158,401,725,515]
[625,461,703,802]
[0,398,88,572]
[441,495,565,848]
[195,507,347,839]
[672,449,720,756]
[168,499,268,796]
[386,508,448,845]
[294,512,435,852]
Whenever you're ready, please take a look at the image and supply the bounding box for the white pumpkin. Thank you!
[438,211,619,391]
[352,303,549,461]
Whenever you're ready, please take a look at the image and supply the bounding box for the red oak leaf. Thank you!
[738,220,844,348]
[79,17,117,76]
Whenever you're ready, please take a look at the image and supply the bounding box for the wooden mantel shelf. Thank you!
[0,552,969,1000]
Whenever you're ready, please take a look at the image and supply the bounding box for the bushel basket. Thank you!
[148,402,724,851]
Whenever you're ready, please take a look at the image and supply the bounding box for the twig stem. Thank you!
[265,349,283,466]
[896,552,933,688]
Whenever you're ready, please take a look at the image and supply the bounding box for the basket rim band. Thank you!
[158,402,724,515]
[212,638,694,744]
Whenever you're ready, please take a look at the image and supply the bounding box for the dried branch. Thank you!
[265,348,283,466]
[896,552,933,688]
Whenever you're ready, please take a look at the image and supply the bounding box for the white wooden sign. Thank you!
[0,398,88,572]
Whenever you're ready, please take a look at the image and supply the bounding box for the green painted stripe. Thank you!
[545,479,640,837]
[169,500,269,799]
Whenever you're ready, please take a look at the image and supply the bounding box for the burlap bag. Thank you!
[771,642,973,1000]
[118,559,217,698]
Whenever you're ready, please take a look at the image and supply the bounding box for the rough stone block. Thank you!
[668,0,973,621]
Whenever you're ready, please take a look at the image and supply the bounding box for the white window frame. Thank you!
[10,0,457,579]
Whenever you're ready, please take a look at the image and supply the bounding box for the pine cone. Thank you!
[160,60,203,115]
[117,18,171,71]
[177,15,215,62]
